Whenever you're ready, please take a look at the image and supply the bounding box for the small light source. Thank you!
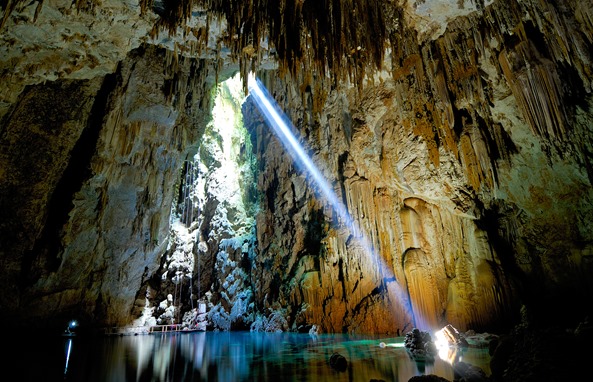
[379,341,405,348]
[65,320,78,335]
[434,325,466,364]
[434,328,448,350]
[434,328,454,363]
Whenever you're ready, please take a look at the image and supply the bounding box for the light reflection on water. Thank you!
[14,332,490,381]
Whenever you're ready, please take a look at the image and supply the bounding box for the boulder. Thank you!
[404,328,438,362]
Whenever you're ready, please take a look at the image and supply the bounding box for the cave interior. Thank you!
[1,0,593,379]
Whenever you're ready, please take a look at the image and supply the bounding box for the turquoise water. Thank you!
[12,332,490,381]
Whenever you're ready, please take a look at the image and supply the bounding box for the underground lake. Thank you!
[10,331,491,382]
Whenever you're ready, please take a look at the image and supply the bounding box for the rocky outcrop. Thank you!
[0,45,217,329]
[241,0,593,334]
[489,307,592,381]
[404,328,438,362]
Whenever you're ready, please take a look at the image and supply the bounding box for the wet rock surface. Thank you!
[453,361,489,382]
[442,324,469,348]
[329,352,348,372]
[404,328,438,362]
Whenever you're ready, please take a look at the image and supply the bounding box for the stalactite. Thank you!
[181,160,196,226]
[189,161,194,225]
[139,0,152,16]
[148,1,392,95]
[1,0,45,29]
[403,248,442,329]
[163,47,215,116]
[499,40,568,140]
[458,124,496,192]
[73,0,101,14]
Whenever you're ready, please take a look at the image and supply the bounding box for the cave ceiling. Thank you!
[0,0,499,117]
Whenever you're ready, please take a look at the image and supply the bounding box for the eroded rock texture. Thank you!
[243,76,514,334]
[0,45,217,328]
[0,1,155,120]
[0,0,592,335]
[241,0,593,333]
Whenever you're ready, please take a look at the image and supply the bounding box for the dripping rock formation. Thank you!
[0,0,592,358]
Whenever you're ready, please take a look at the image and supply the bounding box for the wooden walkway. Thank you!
[149,324,183,333]
[103,324,202,336]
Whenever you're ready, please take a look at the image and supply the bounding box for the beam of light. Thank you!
[247,74,354,234]
[64,338,73,375]
[379,341,406,348]
[247,74,429,330]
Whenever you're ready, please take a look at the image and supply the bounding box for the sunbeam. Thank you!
[247,74,429,330]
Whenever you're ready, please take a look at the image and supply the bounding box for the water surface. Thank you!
[11,331,490,381]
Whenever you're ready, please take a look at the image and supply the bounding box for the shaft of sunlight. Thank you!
[247,73,429,330]
[247,74,352,233]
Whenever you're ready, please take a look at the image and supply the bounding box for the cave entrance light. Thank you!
[247,74,430,331]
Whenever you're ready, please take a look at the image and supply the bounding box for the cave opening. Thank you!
[140,72,436,335]
[140,72,261,331]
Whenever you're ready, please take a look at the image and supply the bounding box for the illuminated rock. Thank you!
[441,324,469,348]
[0,0,592,336]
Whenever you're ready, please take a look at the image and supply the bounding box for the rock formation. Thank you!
[240,0,593,333]
[0,0,592,338]
[1,42,219,328]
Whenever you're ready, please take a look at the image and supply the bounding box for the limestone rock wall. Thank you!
[0,45,217,329]
[244,79,515,334]
[243,0,593,333]
[0,78,103,323]
[0,0,156,120]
